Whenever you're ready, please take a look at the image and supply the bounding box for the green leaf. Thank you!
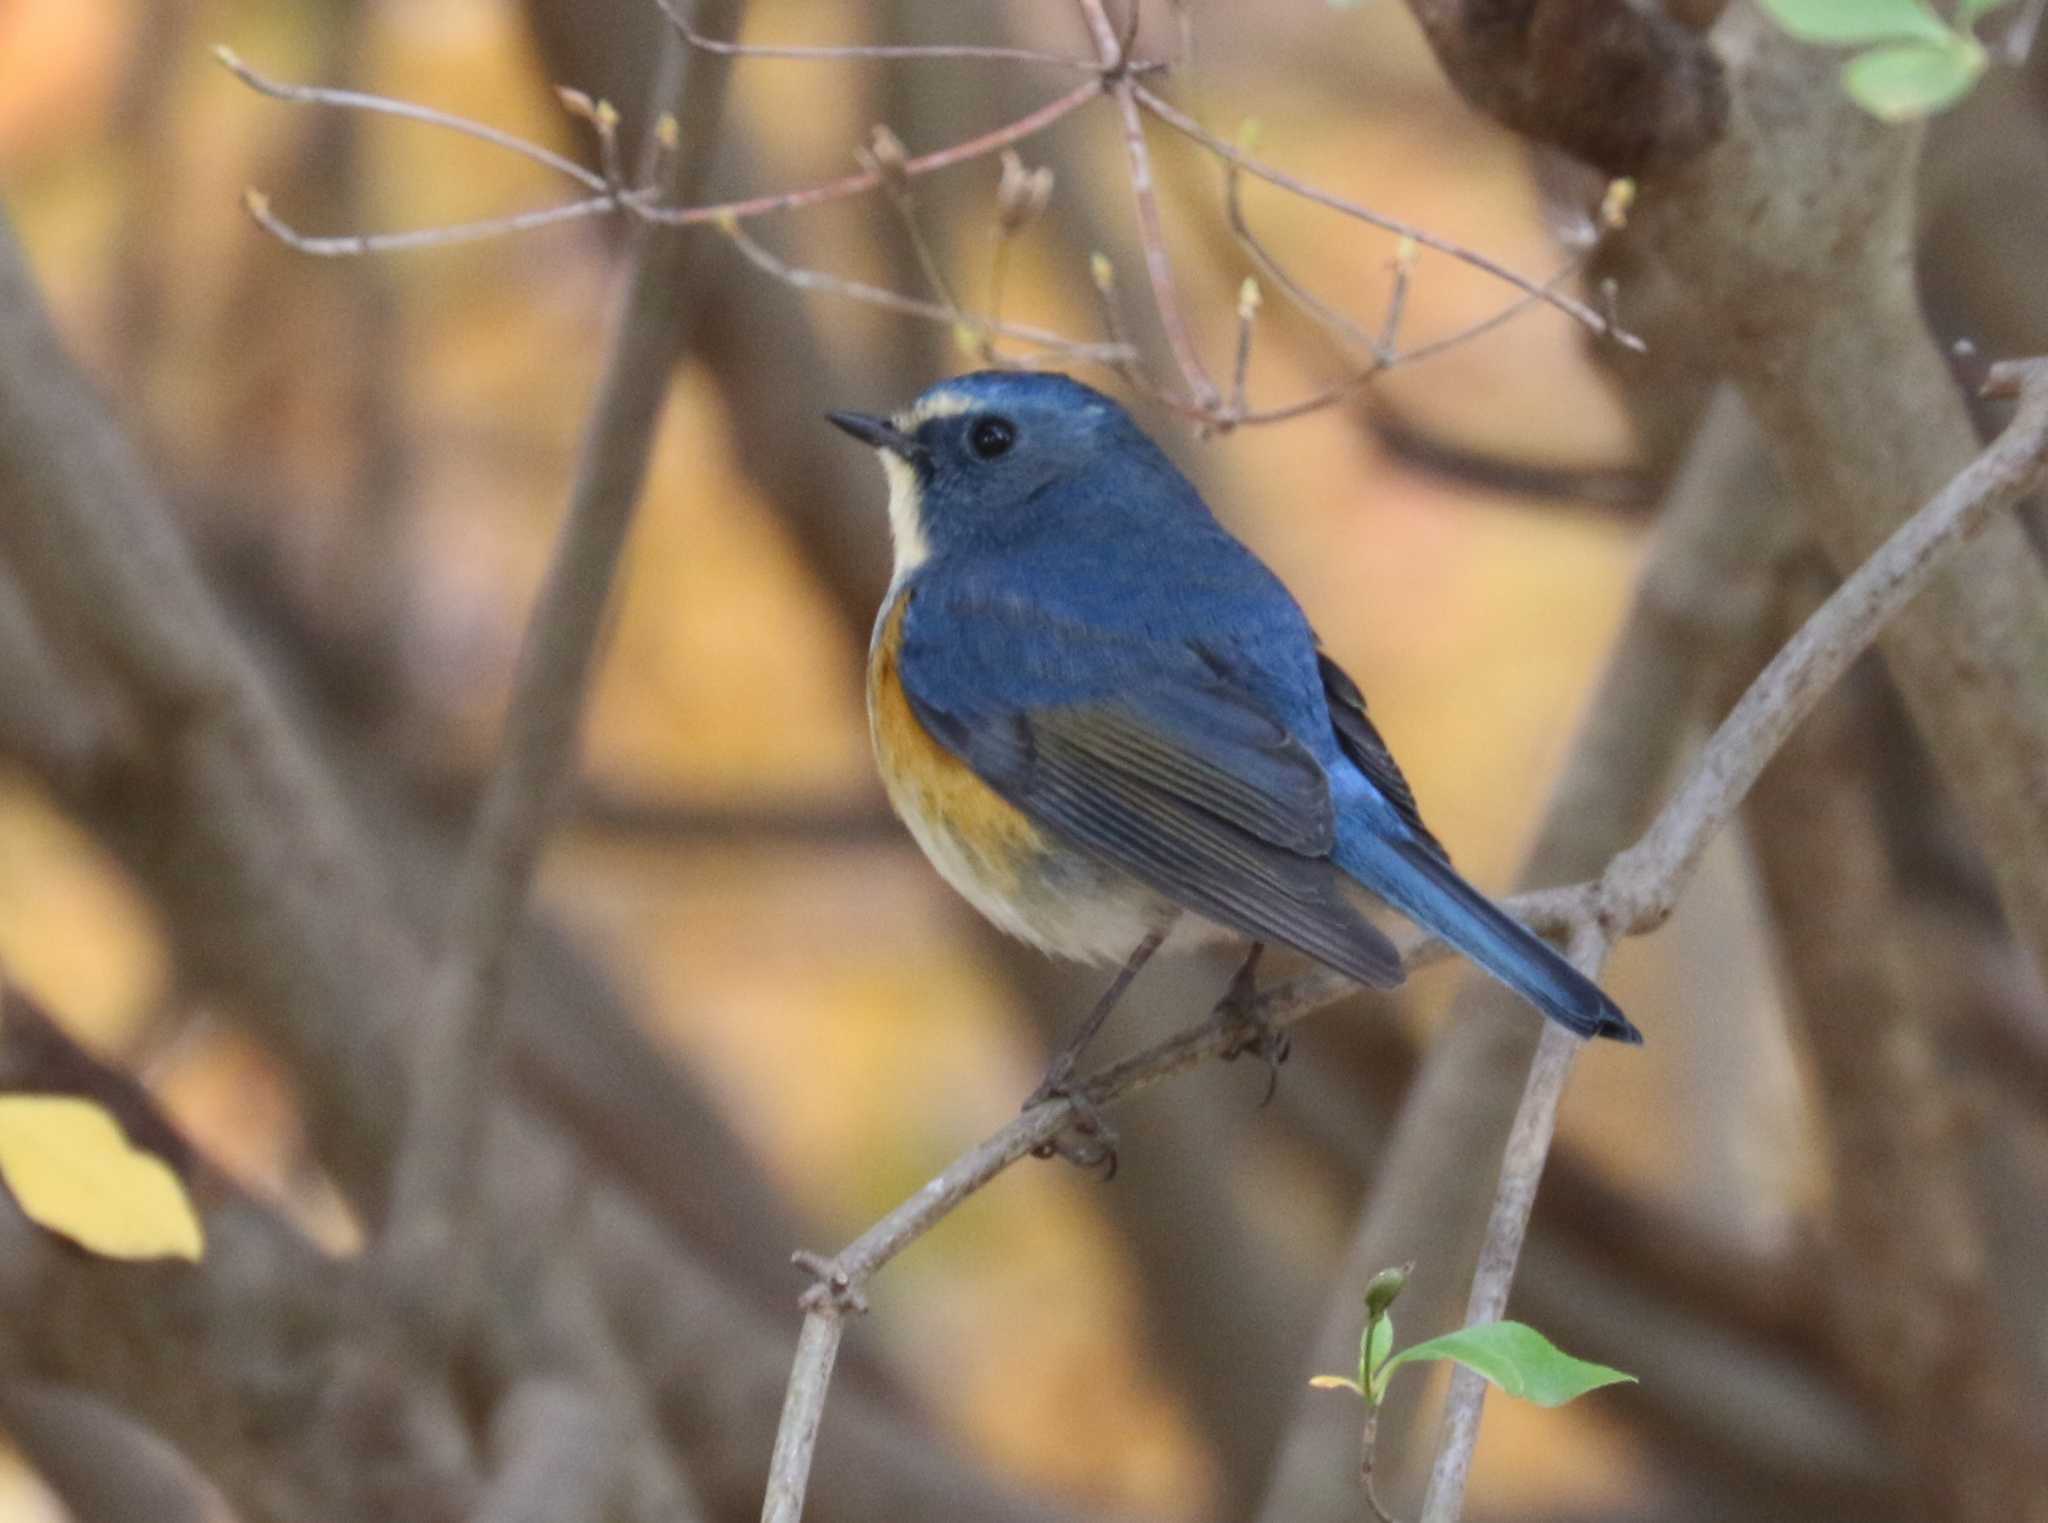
[1756,0,1953,44]
[1365,1312,1395,1400]
[1379,1322,1634,1408]
[1842,37,1986,119]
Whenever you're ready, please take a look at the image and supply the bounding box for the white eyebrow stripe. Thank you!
[894,390,976,430]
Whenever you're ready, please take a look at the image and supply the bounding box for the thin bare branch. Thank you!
[1419,939,1604,1523]
[1085,252,1150,391]
[1227,276,1259,424]
[1078,0,1221,408]
[652,0,1103,69]
[719,218,1137,364]
[216,46,610,192]
[1212,257,1579,429]
[1135,83,1642,352]
[235,66,1105,255]
[760,1313,847,1523]
[638,79,1106,226]
[1225,151,1378,357]
[242,188,618,257]
[1376,242,1416,363]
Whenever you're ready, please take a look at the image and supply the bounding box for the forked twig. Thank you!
[719,218,1136,365]
[217,46,610,191]
[1077,0,1220,409]
[1135,82,1643,353]
[229,3,1630,428]
[653,0,1104,69]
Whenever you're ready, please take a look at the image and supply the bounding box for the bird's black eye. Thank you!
[968,415,1017,460]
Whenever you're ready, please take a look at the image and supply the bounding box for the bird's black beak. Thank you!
[826,410,923,462]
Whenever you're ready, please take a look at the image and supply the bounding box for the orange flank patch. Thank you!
[868,592,1048,895]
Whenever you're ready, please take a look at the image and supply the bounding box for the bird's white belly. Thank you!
[892,790,1182,964]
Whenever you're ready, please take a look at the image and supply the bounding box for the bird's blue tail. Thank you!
[1340,832,1641,1044]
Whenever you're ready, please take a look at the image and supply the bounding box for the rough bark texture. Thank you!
[1402,0,1728,174]
[1637,7,2048,990]
[1745,580,2048,1523]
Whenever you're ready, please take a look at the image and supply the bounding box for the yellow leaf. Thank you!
[1308,1374,1362,1394]
[0,1095,204,1261]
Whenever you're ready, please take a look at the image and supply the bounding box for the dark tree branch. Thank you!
[1397,0,1729,176]
[380,1,741,1336]
[1637,6,2048,993]
[1745,574,2048,1515]
[0,1385,222,1523]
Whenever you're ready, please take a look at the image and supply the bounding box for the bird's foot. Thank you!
[1023,1060,1119,1179]
[1214,946,1289,1105]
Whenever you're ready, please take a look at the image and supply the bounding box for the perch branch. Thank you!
[758,358,2048,1520]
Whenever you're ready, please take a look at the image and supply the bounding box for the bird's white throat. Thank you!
[876,388,974,585]
[879,450,930,584]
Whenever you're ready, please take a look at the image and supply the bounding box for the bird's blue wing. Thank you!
[899,577,1404,988]
[1318,652,1446,859]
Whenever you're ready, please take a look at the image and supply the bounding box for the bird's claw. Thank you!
[1214,956,1289,1106]
[1023,1071,1120,1179]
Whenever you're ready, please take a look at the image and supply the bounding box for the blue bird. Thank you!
[829,371,1639,1116]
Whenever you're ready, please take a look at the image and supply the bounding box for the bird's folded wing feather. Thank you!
[1317,652,1446,859]
[900,588,1403,988]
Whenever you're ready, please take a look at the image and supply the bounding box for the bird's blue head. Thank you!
[828,371,1194,583]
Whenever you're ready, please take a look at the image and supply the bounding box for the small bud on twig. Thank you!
[1364,1262,1411,1321]
[1600,177,1637,231]
[1236,275,1263,324]
[995,150,1056,236]
[861,124,911,197]
[1090,251,1117,296]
